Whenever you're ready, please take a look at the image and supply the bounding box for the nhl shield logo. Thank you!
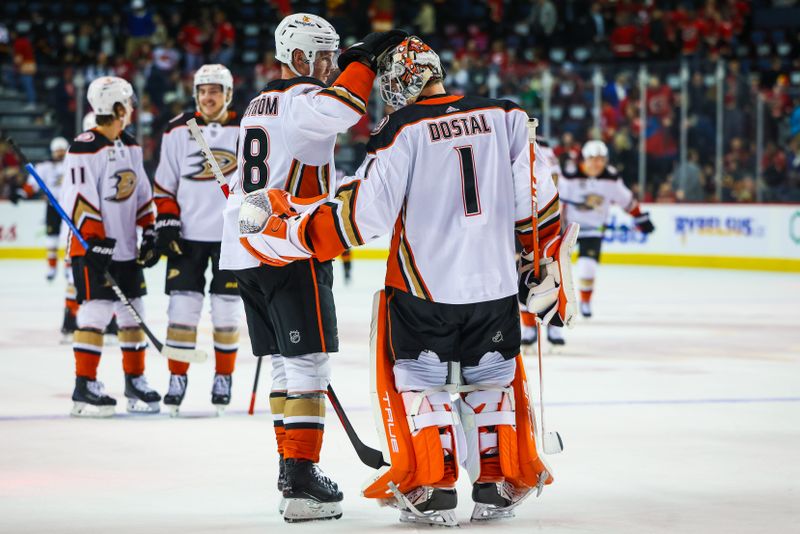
[289,330,301,344]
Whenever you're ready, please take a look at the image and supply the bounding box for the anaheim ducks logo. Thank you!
[576,193,604,211]
[105,170,137,202]
[184,149,237,181]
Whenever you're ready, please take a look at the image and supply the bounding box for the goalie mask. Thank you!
[275,13,340,79]
[193,64,234,121]
[379,36,444,109]
[87,76,136,128]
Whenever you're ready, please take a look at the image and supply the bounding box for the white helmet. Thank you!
[50,137,69,154]
[193,64,234,118]
[87,76,135,125]
[581,140,609,160]
[274,13,339,78]
[379,36,444,109]
[82,111,97,131]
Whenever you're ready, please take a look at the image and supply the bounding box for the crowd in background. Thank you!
[1,0,799,202]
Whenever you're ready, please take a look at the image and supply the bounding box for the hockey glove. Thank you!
[634,212,655,234]
[338,29,408,72]
[154,214,183,258]
[137,225,159,268]
[518,223,580,328]
[84,237,116,274]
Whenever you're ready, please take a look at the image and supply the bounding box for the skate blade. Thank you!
[282,498,342,523]
[126,398,161,414]
[214,405,227,417]
[471,503,516,522]
[71,402,115,418]
[399,509,458,527]
[167,404,180,418]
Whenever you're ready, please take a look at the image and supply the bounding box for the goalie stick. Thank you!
[186,119,385,467]
[4,134,207,364]
[526,118,564,455]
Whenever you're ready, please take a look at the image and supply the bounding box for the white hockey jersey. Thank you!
[559,160,638,238]
[154,111,240,242]
[62,130,154,261]
[304,94,560,305]
[219,62,376,271]
[27,159,66,200]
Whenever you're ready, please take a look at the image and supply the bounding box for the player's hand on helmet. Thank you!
[634,212,655,234]
[137,225,159,268]
[338,29,409,72]
[84,237,116,273]
[155,214,183,258]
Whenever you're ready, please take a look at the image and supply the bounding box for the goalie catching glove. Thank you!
[237,189,327,267]
[518,222,580,327]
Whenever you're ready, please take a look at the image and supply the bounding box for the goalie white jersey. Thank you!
[305,94,561,305]
[559,161,637,238]
[62,130,154,261]
[154,111,240,242]
[220,63,376,270]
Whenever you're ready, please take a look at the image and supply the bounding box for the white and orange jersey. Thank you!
[154,111,240,242]
[559,160,637,238]
[62,130,154,261]
[26,159,66,200]
[219,62,375,271]
[304,94,560,305]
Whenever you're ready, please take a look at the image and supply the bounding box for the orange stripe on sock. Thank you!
[283,428,324,463]
[75,350,101,380]
[520,310,537,327]
[215,351,236,375]
[169,359,190,375]
[122,349,145,375]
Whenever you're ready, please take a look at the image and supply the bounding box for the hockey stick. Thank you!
[4,134,206,364]
[248,355,263,415]
[526,119,563,455]
[186,118,230,197]
[326,384,389,469]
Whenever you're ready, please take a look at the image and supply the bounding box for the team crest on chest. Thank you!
[577,193,604,211]
[105,169,137,202]
[185,149,237,181]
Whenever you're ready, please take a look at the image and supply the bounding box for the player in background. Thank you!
[153,64,243,416]
[22,137,69,281]
[62,76,161,417]
[519,136,565,346]
[237,36,575,526]
[558,140,655,325]
[219,13,406,522]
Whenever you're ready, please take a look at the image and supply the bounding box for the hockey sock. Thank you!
[119,328,146,375]
[213,327,239,375]
[520,310,537,327]
[580,286,593,303]
[73,329,103,379]
[47,249,57,270]
[283,391,325,463]
[269,390,287,456]
[166,324,196,375]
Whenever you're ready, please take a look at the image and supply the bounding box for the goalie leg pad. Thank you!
[363,291,460,501]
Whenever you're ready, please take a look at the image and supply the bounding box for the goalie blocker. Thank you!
[362,290,553,522]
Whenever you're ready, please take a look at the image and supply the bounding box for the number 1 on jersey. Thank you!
[454,146,481,216]
[242,127,270,193]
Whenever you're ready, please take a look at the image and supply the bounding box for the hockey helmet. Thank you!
[379,36,444,109]
[87,76,135,125]
[50,137,69,154]
[274,13,340,78]
[581,139,609,160]
[193,64,234,113]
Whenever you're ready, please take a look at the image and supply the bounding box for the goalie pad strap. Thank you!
[409,411,457,432]
[474,411,516,427]
[479,433,498,450]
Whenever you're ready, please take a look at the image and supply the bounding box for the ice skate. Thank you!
[470,481,531,522]
[124,373,161,414]
[163,374,187,417]
[387,483,458,527]
[277,456,287,514]
[71,377,116,418]
[547,325,565,346]
[211,374,232,416]
[282,459,343,523]
[580,301,592,318]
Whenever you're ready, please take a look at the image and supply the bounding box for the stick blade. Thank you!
[543,431,564,455]
[160,346,208,364]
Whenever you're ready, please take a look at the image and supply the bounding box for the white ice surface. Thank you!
[0,259,798,533]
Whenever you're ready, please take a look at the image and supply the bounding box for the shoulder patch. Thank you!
[371,115,390,135]
[69,131,112,154]
[75,131,95,143]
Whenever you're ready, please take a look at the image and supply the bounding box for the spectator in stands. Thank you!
[254,51,280,89]
[11,30,37,107]
[126,0,156,57]
[178,17,206,73]
[0,140,22,200]
[673,149,705,201]
[211,9,236,66]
